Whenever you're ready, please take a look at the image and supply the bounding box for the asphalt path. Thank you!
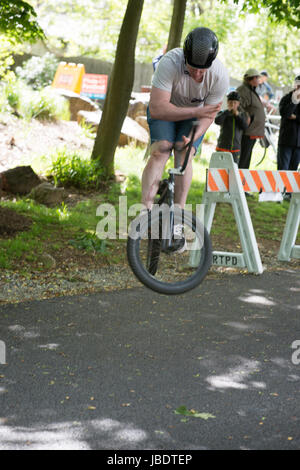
[0,268,299,451]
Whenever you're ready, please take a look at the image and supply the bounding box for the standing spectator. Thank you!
[236,69,265,169]
[152,44,168,71]
[277,75,300,173]
[215,91,249,163]
[257,70,274,101]
[257,70,276,113]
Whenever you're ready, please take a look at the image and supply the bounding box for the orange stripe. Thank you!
[279,171,293,193]
[265,171,277,192]
[215,147,240,153]
[239,170,250,192]
[250,170,265,192]
[208,171,219,191]
[218,169,229,189]
[293,171,300,189]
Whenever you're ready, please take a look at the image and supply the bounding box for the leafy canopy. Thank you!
[228,0,300,28]
[0,0,44,42]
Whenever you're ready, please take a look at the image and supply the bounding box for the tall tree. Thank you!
[166,0,187,51]
[91,0,144,177]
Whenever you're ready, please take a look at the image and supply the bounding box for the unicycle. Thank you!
[127,125,212,295]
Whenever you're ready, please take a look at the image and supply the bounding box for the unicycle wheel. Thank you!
[127,207,212,295]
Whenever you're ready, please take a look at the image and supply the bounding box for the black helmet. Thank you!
[183,27,219,69]
[227,91,240,101]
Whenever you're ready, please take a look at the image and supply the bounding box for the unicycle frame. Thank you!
[158,125,197,250]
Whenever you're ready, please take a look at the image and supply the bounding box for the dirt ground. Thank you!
[0,114,93,173]
[0,206,32,236]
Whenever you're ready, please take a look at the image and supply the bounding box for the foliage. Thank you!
[0,196,110,270]
[175,406,216,420]
[48,149,104,188]
[0,36,22,78]
[0,74,69,120]
[230,0,300,28]
[0,0,44,42]
[19,86,70,121]
[183,0,239,45]
[0,1,44,83]
[69,232,108,253]
[15,53,59,90]
[222,14,300,86]
[29,0,171,61]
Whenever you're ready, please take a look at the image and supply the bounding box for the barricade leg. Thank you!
[278,193,300,261]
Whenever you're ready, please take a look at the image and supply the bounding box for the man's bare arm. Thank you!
[149,86,221,122]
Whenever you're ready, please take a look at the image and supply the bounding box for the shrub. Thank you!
[0,72,22,114]
[48,149,103,189]
[15,53,59,90]
[0,74,69,121]
[19,86,70,121]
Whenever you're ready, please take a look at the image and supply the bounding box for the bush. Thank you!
[0,72,22,114]
[0,74,69,121]
[48,149,103,189]
[19,86,70,121]
[15,53,59,90]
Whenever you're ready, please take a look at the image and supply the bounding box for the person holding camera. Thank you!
[277,75,300,172]
[215,91,249,163]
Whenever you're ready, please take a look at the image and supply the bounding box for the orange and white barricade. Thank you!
[201,152,300,273]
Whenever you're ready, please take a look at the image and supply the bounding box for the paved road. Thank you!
[0,268,299,451]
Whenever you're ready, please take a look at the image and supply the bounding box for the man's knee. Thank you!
[150,140,173,160]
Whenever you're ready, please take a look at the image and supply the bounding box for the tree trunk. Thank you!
[91,0,144,177]
[166,0,187,51]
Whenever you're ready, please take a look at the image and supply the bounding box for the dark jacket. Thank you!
[215,110,248,152]
[278,91,300,147]
[236,81,265,138]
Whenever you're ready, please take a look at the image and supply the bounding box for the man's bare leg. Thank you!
[174,147,195,208]
[141,140,173,209]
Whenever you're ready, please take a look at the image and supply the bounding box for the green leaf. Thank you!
[174,406,216,420]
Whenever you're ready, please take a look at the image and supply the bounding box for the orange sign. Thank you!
[80,74,108,99]
[52,62,85,94]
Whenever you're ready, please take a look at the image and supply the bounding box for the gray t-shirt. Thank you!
[152,48,229,108]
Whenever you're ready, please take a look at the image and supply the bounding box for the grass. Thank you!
[0,139,298,274]
[0,196,109,270]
